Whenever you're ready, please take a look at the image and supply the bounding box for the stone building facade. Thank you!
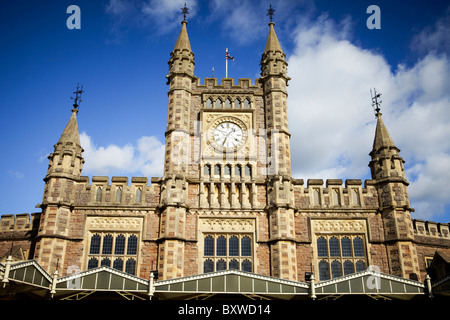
[1,15,449,299]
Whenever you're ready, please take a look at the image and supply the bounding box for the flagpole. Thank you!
[225,48,228,78]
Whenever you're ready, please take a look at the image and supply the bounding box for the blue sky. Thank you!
[0,0,449,223]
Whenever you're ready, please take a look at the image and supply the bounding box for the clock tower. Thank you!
[157,5,296,281]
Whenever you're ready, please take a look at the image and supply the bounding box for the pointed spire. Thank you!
[173,20,192,52]
[264,22,283,54]
[57,108,81,146]
[372,112,396,152]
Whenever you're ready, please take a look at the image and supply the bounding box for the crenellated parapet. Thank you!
[292,178,379,210]
[71,176,161,208]
[0,213,41,233]
[413,219,450,239]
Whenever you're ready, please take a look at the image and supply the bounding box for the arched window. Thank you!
[355,260,366,272]
[125,258,136,275]
[224,164,231,176]
[217,236,226,256]
[89,234,101,254]
[234,98,241,108]
[127,235,138,255]
[229,259,239,270]
[135,188,142,203]
[96,187,102,202]
[329,237,340,257]
[341,237,352,257]
[116,187,122,202]
[115,234,125,255]
[245,164,252,177]
[113,258,123,271]
[224,99,232,108]
[353,237,364,257]
[215,98,222,108]
[243,98,250,109]
[331,260,342,278]
[204,235,214,256]
[317,237,328,257]
[101,258,111,267]
[343,260,354,275]
[319,260,330,280]
[352,189,360,205]
[235,164,241,177]
[216,259,226,271]
[229,236,239,256]
[242,259,252,272]
[102,234,113,255]
[313,189,320,205]
[214,164,221,176]
[206,98,213,108]
[241,236,252,256]
[204,259,214,273]
[204,164,211,176]
[88,257,98,270]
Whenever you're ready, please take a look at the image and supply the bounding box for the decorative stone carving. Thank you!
[311,219,366,233]
[87,217,142,231]
[200,218,255,232]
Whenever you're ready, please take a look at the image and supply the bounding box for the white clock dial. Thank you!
[213,122,243,148]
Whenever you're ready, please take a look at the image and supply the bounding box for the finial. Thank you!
[267,4,275,23]
[181,3,189,22]
[370,88,382,116]
[71,83,84,111]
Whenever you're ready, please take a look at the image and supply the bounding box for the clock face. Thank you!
[213,122,243,148]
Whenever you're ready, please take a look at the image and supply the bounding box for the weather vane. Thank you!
[181,3,189,22]
[71,83,84,109]
[267,4,275,22]
[370,88,382,115]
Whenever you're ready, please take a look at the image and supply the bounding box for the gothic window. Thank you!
[315,235,367,280]
[88,257,98,269]
[329,237,340,257]
[116,187,122,202]
[215,98,222,108]
[204,235,214,256]
[229,236,239,256]
[214,164,221,176]
[319,260,330,281]
[87,233,139,275]
[235,164,241,177]
[102,234,113,254]
[135,188,142,203]
[96,187,102,202]
[243,98,251,109]
[216,259,226,271]
[204,164,211,176]
[206,98,213,108]
[89,234,101,254]
[125,258,136,275]
[234,98,241,108]
[204,259,214,273]
[114,234,125,255]
[224,164,231,177]
[202,234,253,273]
[224,98,232,108]
[217,236,227,256]
[245,164,252,177]
[317,237,327,257]
[313,188,320,205]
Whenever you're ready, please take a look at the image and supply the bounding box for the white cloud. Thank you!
[80,132,164,178]
[286,15,450,221]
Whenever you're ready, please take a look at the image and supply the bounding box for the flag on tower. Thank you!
[226,51,234,61]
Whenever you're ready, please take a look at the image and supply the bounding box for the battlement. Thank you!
[193,78,262,92]
[413,219,450,239]
[0,213,41,232]
[292,178,379,209]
